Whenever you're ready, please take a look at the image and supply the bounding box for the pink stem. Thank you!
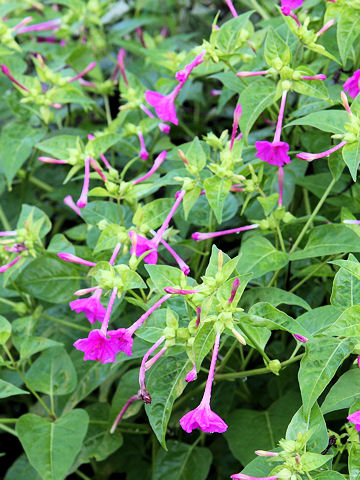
[89,157,107,182]
[289,10,301,27]
[163,287,199,294]
[278,166,284,207]
[140,103,156,119]
[225,0,238,17]
[316,19,335,36]
[78,79,97,88]
[117,48,129,87]
[153,190,185,245]
[1,65,29,92]
[301,75,326,81]
[75,286,100,296]
[296,141,347,161]
[196,306,201,327]
[127,294,171,336]
[100,154,111,169]
[0,231,16,237]
[12,16,33,32]
[110,394,140,434]
[273,90,288,143]
[109,243,121,266]
[230,104,242,151]
[344,219,360,225]
[77,157,90,208]
[68,62,96,83]
[229,278,240,304]
[57,253,96,267]
[16,18,61,34]
[200,333,220,407]
[145,347,167,370]
[236,70,268,78]
[0,255,22,273]
[157,236,190,275]
[64,195,82,217]
[133,151,166,185]
[139,336,166,393]
[192,224,259,241]
[38,156,67,164]
[100,287,118,334]
[137,132,149,161]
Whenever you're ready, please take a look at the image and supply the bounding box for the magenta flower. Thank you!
[231,475,278,480]
[77,157,90,208]
[64,195,82,217]
[1,64,29,92]
[70,288,106,324]
[73,329,121,363]
[88,134,111,169]
[293,334,308,343]
[0,255,22,273]
[155,235,190,275]
[57,252,96,267]
[280,0,303,16]
[230,105,242,151]
[175,51,205,83]
[145,84,182,125]
[137,132,149,161]
[107,328,134,357]
[159,123,171,134]
[316,19,335,37]
[180,333,228,433]
[348,410,360,431]
[255,142,291,167]
[237,70,269,78]
[344,70,360,98]
[139,336,166,401]
[229,278,240,304]
[12,16,33,32]
[127,294,172,337]
[186,363,198,383]
[89,157,107,182]
[140,103,155,119]
[16,18,61,34]
[192,224,259,241]
[296,141,347,162]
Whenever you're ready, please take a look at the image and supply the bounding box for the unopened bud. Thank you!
[232,328,247,345]
[255,450,279,457]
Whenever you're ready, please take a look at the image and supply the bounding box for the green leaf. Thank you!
[349,442,360,480]
[292,67,329,100]
[16,256,81,304]
[216,11,253,53]
[239,78,279,140]
[0,379,28,399]
[298,336,355,414]
[85,133,119,157]
[133,198,174,230]
[331,254,360,310]
[203,175,232,223]
[224,392,300,465]
[145,355,191,448]
[290,225,360,260]
[134,309,168,343]
[297,306,340,335]
[342,141,360,181]
[194,321,216,370]
[13,336,62,360]
[286,403,328,452]
[110,369,143,423]
[331,259,360,281]
[36,135,78,159]
[238,236,288,278]
[183,186,202,219]
[16,409,89,480]
[264,27,291,67]
[323,305,360,337]
[321,369,360,414]
[248,302,311,337]
[153,440,212,480]
[180,136,206,171]
[286,110,348,134]
[17,204,51,238]
[4,455,41,480]
[314,473,346,480]
[241,287,311,311]
[0,123,45,186]
[145,265,184,291]
[82,200,123,225]
[0,315,11,344]
[25,347,77,396]
[337,5,360,65]
[301,452,332,470]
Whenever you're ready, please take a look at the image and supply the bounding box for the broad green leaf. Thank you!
[264,27,291,67]
[203,175,232,223]
[216,11,253,53]
[153,440,212,480]
[205,244,233,277]
[331,259,360,281]
[286,110,348,134]
[17,204,52,238]
[342,141,360,181]
[331,254,360,310]
[298,337,355,414]
[180,136,206,171]
[321,369,360,414]
[0,315,11,344]
[224,392,300,465]
[183,186,202,219]
[133,198,174,230]
[0,123,45,186]
[241,287,311,311]
[301,452,332,470]
[13,336,62,360]
[286,403,328,452]
[337,5,360,65]
[36,134,78,159]
[0,379,28,399]
[85,133,119,157]
[349,442,360,480]
[324,305,360,337]
[134,309,168,343]
[239,78,279,140]
[238,236,288,278]
[194,321,216,370]
[290,225,360,261]
[296,306,340,335]
[145,265,184,291]
[25,347,77,396]
[16,256,81,304]
[16,409,89,480]
[292,67,329,100]
[4,455,41,480]
[314,473,346,480]
[110,369,143,423]
[81,200,124,226]
[145,355,191,448]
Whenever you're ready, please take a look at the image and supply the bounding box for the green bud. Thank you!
[13,302,28,316]
[164,326,176,339]
[268,359,281,375]
[177,327,189,340]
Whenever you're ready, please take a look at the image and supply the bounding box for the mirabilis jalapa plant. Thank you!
[2,0,360,479]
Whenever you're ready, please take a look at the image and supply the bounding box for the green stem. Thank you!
[218,340,238,373]
[0,418,17,423]
[241,324,271,363]
[290,178,336,253]
[216,354,303,381]
[289,254,340,293]
[0,204,11,230]
[76,470,92,480]
[104,95,112,126]
[18,170,54,192]
[0,424,18,436]
[250,0,269,19]
[267,269,280,287]
[0,297,16,307]
[303,187,312,227]
[116,197,125,226]
[179,120,195,139]
[120,157,138,180]
[41,314,89,332]
[276,224,286,252]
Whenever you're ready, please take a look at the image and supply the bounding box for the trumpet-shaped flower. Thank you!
[70,289,106,324]
[145,84,182,125]
[281,0,303,15]
[73,329,121,364]
[347,410,360,432]
[231,475,278,480]
[344,70,360,98]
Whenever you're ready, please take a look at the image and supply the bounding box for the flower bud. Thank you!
[268,359,281,375]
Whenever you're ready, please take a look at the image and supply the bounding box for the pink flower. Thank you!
[236,70,269,78]
[111,48,129,86]
[344,70,360,98]
[231,475,278,480]
[0,231,16,237]
[107,328,134,356]
[230,105,242,151]
[57,252,96,267]
[293,334,308,343]
[110,394,140,433]
[73,329,121,364]
[255,451,279,457]
[70,289,106,324]
[133,151,167,185]
[38,156,67,164]
[180,334,228,433]
[139,336,166,400]
[281,0,303,16]
[348,410,360,432]
[175,51,205,83]
[68,62,96,83]
[0,255,22,273]
[159,123,171,134]
[186,363,198,382]
[64,195,82,217]
[137,132,149,161]
[145,84,181,125]
[129,231,158,264]
[229,278,240,304]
